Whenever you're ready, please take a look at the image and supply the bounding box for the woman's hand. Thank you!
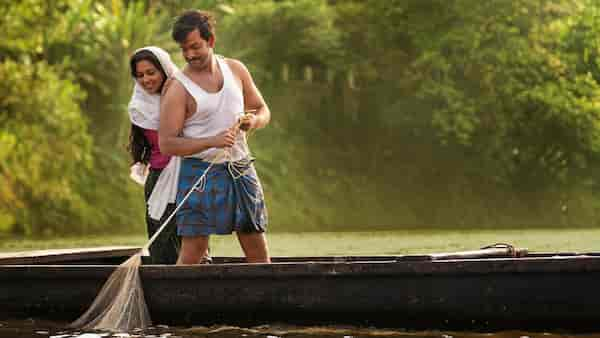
[239,112,257,131]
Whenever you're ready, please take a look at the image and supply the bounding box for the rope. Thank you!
[480,243,516,257]
[144,114,256,251]
[70,114,259,332]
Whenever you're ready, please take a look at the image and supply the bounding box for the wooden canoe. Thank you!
[1,245,600,331]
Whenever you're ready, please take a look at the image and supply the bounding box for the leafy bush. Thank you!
[0,60,92,235]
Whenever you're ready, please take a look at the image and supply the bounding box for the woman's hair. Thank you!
[127,49,167,165]
[128,124,151,165]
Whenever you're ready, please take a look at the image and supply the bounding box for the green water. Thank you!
[2,228,600,256]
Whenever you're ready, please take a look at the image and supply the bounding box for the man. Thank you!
[159,10,271,264]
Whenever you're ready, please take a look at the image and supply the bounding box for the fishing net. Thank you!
[69,120,260,332]
[68,253,150,331]
[68,157,218,331]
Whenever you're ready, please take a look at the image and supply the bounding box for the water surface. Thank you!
[1,319,599,338]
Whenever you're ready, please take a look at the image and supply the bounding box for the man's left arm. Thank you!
[228,59,270,131]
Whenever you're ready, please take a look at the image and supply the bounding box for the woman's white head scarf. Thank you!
[128,46,178,130]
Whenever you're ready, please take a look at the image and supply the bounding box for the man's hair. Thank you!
[172,10,216,43]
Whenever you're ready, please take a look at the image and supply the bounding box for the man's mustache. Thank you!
[186,57,204,63]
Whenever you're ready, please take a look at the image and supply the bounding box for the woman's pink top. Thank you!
[143,129,171,169]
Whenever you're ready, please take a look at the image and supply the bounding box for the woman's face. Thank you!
[135,60,164,94]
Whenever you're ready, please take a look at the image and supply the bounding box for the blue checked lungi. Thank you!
[176,157,268,236]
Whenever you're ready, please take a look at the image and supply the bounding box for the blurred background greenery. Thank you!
[2,0,600,238]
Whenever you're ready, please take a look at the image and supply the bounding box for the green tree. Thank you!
[0,60,92,235]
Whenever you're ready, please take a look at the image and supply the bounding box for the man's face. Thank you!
[180,29,214,71]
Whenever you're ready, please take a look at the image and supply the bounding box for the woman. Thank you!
[127,46,181,264]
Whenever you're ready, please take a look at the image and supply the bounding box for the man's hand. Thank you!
[211,127,236,148]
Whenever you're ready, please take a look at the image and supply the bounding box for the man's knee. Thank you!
[178,236,209,264]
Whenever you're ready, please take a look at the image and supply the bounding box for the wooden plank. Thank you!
[0,246,139,265]
[4,255,600,281]
[429,246,528,260]
[3,256,600,330]
[0,246,526,266]
[217,247,527,264]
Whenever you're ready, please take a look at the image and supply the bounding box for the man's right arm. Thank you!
[159,80,235,156]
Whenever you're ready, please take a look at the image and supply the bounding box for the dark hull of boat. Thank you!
[2,248,600,330]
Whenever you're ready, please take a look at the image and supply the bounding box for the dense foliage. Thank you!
[2,0,600,237]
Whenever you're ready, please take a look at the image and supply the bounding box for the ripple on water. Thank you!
[2,320,600,338]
